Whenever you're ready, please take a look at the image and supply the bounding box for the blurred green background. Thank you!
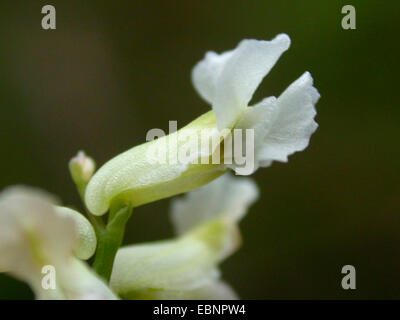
[0,0,399,299]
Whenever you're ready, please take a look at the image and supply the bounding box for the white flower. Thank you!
[0,186,117,300]
[192,34,320,172]
[110,174,258,299]
[84,34,319,215]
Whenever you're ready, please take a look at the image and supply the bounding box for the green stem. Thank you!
[72,177,132,282]
[92,205,132,281]
[76,183,105,232]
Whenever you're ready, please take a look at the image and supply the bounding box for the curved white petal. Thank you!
[54,206,97,260]
[192,50,234,105]
[259,71,319,163]
[192,34,291,130]
[0,186,116,300]
[0,186,76,278]
[233,72,319,172]
[170,174,258,235]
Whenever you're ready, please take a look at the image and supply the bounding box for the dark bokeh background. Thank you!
[0,0,399,299]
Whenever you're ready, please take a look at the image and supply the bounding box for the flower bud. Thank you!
[69,151,96,187]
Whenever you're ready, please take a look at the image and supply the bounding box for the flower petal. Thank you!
[233,72,319,172]
[35,258,118,300]
[0,186,76,279]
[110,175,256,299]
[55,259,118,300]
[227,96,277,174]
[191,50,234,105]
[0,186,116,300]
[85,111,226,216]
[54,206,97,260]
[111,218,239,298]
[170,174,259,235]
[192,34,291,130]
[110,238,220,298]
[258,71,319,163]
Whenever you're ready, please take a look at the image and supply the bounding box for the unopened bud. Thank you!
[69,151,96,186]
